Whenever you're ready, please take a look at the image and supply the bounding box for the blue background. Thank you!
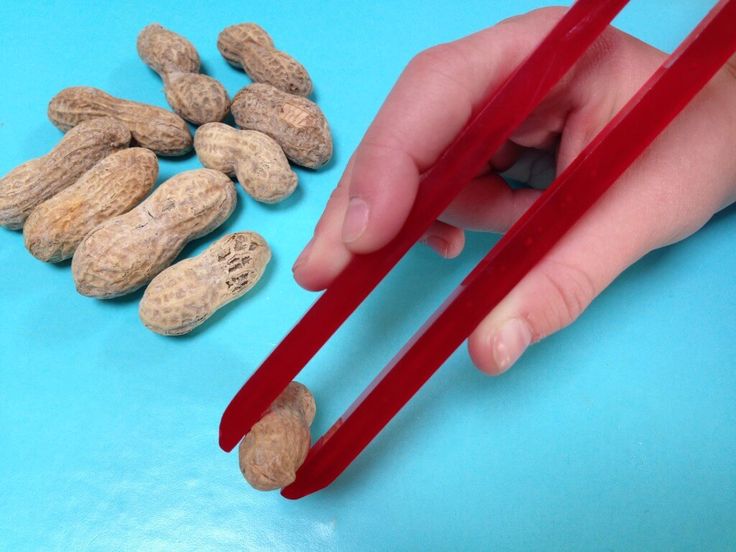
[1,1,734,550]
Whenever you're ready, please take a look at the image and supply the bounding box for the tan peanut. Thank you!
[238,382,316,491]
[0,118,131,230]
[137,23,230,125]
[23,148,158,263]
[48,86,192,156]
[139,231,271,335]
[231,83,332,169]
[218,23,312,97]
[72,169,236,298]
[194,123,297,203]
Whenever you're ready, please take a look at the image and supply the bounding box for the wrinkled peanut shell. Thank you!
[23,148,158,262]
[195,122,297,203]
[0,117,131,230]
[231,83,332,169]
[136,23,200,75]
[218,23,312,96]
[48,86,192,156]
[239,382,316,491]
[139,231,271,335]
[162,72,230,125]
[138,24,230,125]
[72,168,236,298]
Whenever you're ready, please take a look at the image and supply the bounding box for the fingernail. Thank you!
[423,236,450,257]
[492,318,532,374]
[342,198,370,243]
[292,239,314,272]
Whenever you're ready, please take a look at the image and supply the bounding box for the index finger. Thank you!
[344,9,568,252]
[294,7,570,289]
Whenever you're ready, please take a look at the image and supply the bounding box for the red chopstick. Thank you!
[219,0,630,453]
[282,0,736,499]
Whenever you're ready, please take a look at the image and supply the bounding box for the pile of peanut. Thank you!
[1,23,326,490]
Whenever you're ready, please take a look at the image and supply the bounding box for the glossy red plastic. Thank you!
[282,0,736,499]
[219,0,631,454]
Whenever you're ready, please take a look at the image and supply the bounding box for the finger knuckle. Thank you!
[324,186,345,212]
[495,6,567,31]
[313,185,347,234]
[409,43,458,74]
[535,260,597,335]
[405,42,470,89]
[724,50,736,77]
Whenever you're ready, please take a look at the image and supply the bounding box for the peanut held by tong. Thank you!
[238,382,315,491]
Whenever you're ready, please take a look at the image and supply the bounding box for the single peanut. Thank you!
[238,382,316,491]
[48,86,192,156]
[72,169,236,298]
[218,23,312,97]
[194,123,297,203]
[23,148,158,263]
[0,118,131,230]
[139,231,271,335]
[231,83,332,169]
[137,23,230,125]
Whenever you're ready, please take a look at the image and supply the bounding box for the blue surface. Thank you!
[1,1,734,550]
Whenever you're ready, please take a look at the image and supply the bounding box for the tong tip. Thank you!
[280,485,306,500]
[280,438,341,499]
[280,477,326,500]
[218,415,240,452]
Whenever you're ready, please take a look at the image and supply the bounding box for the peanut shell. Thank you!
[0,118,131,230]
[136,23,200,75]
[217,22,274,58]
[217,23,312,96]
[137,24,230,125]
[24,148,158,262]
[271,381,316,426]
[139,231,271,335]
[48,86,192,156]
[162,73,230,125]
[231,83,332,169]
[72,168,236,298]
[238,382,316,491]
[195,123,297,203]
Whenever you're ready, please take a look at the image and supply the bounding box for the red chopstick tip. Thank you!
[280,451,337,499]
[280,484,306,500]
[281,478,325,500]
[218,421,239,452]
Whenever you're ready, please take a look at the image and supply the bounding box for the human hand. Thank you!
[292,7,736,375]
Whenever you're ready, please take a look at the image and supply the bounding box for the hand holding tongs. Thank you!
[219,0,736,499]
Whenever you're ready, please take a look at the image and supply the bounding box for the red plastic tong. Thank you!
[220,0,736,499]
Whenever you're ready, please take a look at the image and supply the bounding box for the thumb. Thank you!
[466,37,736,375]
[467,214,646,375]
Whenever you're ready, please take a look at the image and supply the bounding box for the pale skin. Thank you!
[292,7,736,375]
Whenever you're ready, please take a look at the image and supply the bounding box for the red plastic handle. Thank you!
[219,0,631,453]
[282,0,736,499]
